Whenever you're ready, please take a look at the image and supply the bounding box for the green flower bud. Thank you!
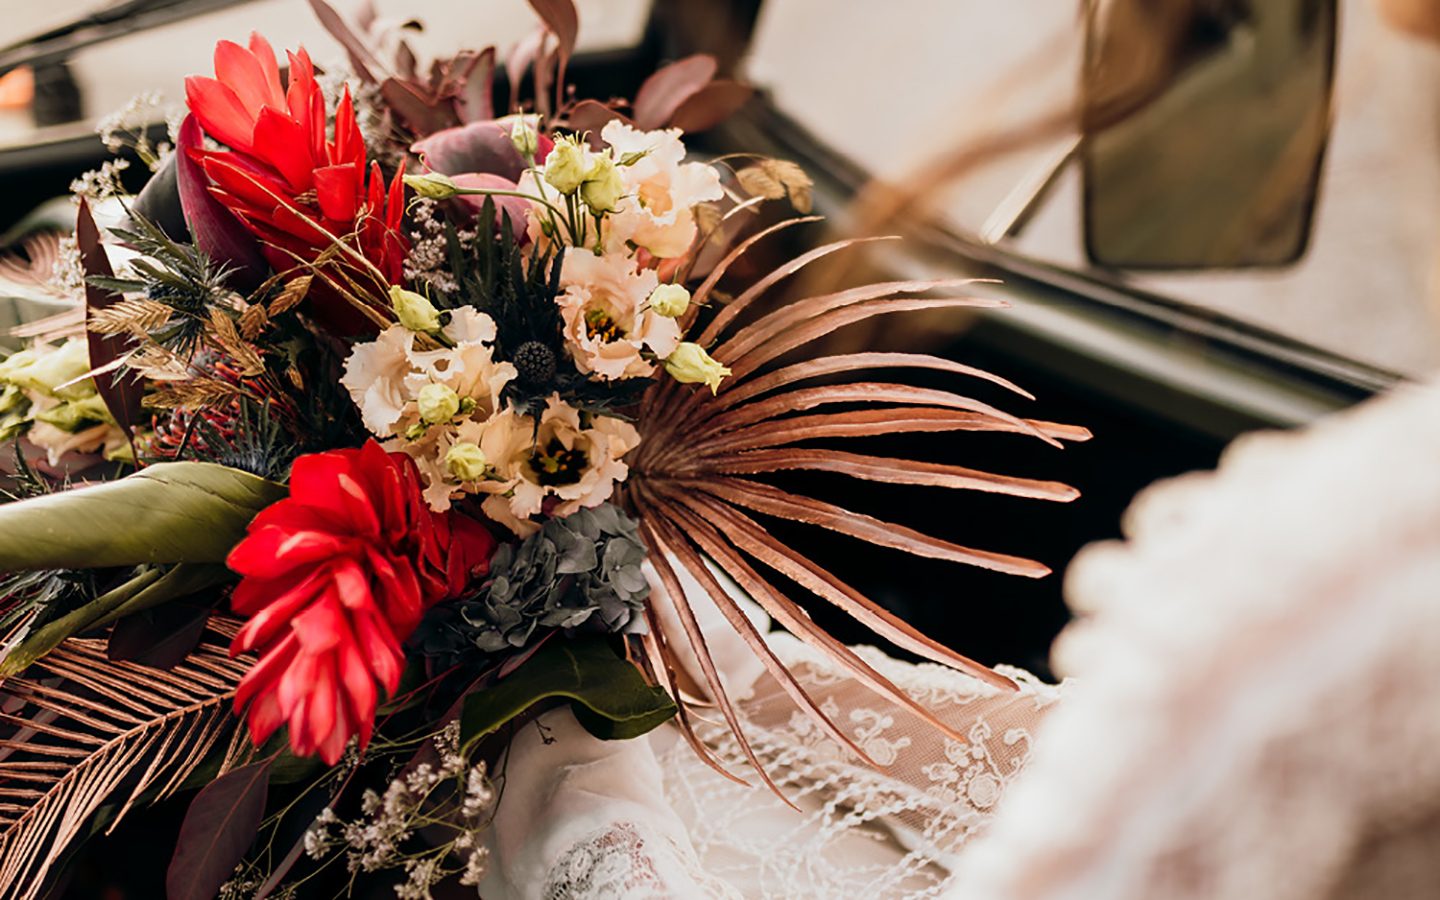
[35,393,113,432]
[7,340,96,401]
[404,172,461,201]
[445,441,488,481]
[579,153,624,215]
[390,286,443,333]
[510,116,539,158]
[544,137,588,194]
[416,382,461,424]
[647,284,691,318]
[663,342,731,394]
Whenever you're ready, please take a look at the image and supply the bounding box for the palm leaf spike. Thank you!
[624,222,1090,780]
[0,621,250,900]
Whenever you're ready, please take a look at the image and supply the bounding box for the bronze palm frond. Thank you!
[0,619,251,900]
[620,228,1090,782]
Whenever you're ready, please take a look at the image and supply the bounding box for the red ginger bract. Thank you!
[185,32,407,332]
[228,441,495,764]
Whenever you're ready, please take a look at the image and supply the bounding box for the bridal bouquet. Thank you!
[0,2,1085,897]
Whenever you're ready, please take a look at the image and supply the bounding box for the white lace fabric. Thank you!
[658,639,1065,900]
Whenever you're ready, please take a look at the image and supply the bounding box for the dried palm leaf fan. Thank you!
[0,619,252,900]
[619,218,1089,787]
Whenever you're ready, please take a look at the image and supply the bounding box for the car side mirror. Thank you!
[1080,0,1337,269]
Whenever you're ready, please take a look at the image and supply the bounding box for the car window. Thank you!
[745,0,1440,378]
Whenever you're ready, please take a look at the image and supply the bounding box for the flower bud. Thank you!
[416,383,461,424]
[510,117,539,158]
[390,286,443,333]
[35,393,112,432]
[647,284,690,318]
[6,340,95,401]
[663,342,731,394]
[544,137,588,194]
[445,441,488,481]
[579,154,624,215]
[403,171,461,201]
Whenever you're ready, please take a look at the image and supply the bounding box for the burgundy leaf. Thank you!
[167,760,271,900]
[632,54,717,130]
[669,80,755,133]
[381,77,457,137]
[76,199,144,444]
[107,603,213,669]
[526,0,579,70]
[411,118,527,180]
[396,39,418,79]
[566,100,635,146]
[458,47,496,123]
[307,0,381,82]
[176,115,267,291]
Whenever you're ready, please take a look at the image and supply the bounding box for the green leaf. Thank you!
[460,638,677,751]
[0,562,231,677]
[0,462,285,572]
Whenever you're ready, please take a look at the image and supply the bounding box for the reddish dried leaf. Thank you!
[669,80,755,133]
[76,199,144,444]
[307,0,381,82]
[695,476,1051,578]
[633,54,717,129]
[700,448,1079,502]
[166,759,270,900]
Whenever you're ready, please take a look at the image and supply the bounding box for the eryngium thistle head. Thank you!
[419,503,649,659]
[512,340,557,386]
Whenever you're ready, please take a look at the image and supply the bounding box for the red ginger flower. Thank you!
[228,441,495,764]
[186,33,407,332]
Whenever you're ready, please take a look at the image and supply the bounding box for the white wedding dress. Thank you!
[478,376,1440,900]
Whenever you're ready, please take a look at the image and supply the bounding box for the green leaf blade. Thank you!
[0,462,285,573]
[460,637,676,752]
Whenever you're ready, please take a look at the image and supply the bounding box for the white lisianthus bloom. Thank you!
[477,397,640,537]
[556,251,680,380]
[600,120,723,260]
[342,307,517,512]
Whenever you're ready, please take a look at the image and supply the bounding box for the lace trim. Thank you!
[541,821,743,900]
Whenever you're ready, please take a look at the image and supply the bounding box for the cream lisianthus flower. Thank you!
[556,250,680,380]
[342,307,518,511]
[600,120,723,260]
[476,397,640,537]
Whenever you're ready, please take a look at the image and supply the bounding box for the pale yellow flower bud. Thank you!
[390,286,443,333]
[647,284,690,318]
[510,117,539,158]
[6,340,95,401]
[416,383,461,424]
[445,441,488,481]
[663,342,731,394]
[544,137,588,194]
[403,171,461,201]
[35,393,112,431]
[579,154,624,215]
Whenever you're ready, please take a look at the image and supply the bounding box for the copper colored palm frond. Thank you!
[0,619,251,900]
[621,229,1090,781]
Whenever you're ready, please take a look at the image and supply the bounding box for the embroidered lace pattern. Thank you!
[658,639,1067,900]
[541,821,743,900]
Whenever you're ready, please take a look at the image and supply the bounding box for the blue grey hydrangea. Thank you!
[418,503,650,662]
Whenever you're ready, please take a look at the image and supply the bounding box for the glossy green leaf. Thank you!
[0,563,231,677]
[461,638,676,752]
[0,462,285,573]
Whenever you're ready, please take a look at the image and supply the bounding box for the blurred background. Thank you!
[0,0,1433,698]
